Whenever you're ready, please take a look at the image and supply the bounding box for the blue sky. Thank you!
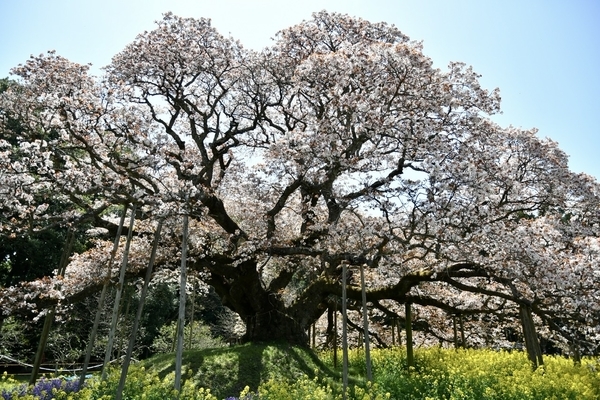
[1,0,599,179]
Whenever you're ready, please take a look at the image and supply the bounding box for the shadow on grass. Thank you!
[143,342,341,399]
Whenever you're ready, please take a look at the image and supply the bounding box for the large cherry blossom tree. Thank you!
[1,11,598,349]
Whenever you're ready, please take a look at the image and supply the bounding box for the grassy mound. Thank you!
[141,342,342,399]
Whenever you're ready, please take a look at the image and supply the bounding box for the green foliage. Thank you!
[348,347,600,400]
[255,374,341,400]
[3,345,599,399]
[0,316,35,361]
[83,365,218,400]
[139,283,178,356]
[151,321,225,354]
[0,229,70,286]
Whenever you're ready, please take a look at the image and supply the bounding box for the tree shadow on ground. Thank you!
[145,342,340,399]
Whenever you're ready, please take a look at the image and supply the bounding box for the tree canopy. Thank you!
[0,11,599,351]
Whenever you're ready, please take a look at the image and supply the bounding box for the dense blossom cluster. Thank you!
[0,11,598,352]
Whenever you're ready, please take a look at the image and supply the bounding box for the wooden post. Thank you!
[116,287,132,361]
[392,318,396,347]
[453,315,458,348]
[80,206,127,387]
[405,302,414,370]
[188,281,196,350]
[359,264,372,381]
[30,230,74,384]
[30,308,55,384]
[333,300,338,369]
[341,262,349,400]
[571,341,582,367]
[175,211,189,393]
[102,204,137,380]
[519,304,543,369]
[116,220,163,400]
[459,314,466,348]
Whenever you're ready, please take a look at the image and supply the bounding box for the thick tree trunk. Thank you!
[243,307,309,344]
[209,259,311,346]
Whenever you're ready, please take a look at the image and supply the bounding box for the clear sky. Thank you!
[1,0,599,179]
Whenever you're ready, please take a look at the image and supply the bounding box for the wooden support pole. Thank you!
[341,262,349,400]
[459,314,465,348]
[116,288,132,361]
[30,309,55,384]
[30,230,74,384]
[116,220,163,400]
[405,302,414,370]
[102,204,137,380]
[333,300,338,369]
[359,264,372,382]
[80,206,127,387]
[519,303,543,369]
[453,315,458,348]
[175,211,189,393]
[188,281,196,350]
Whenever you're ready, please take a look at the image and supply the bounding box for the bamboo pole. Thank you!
[175,211,189,393]
[359,264,372,382]
[102,204,137,380]
[115,220,163,400]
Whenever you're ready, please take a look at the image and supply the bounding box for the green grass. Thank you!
[140,344,600,400]
[141,342,354,398]
[3,345,599,399]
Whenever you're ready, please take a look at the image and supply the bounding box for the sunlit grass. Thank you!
[2,346,599,399]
